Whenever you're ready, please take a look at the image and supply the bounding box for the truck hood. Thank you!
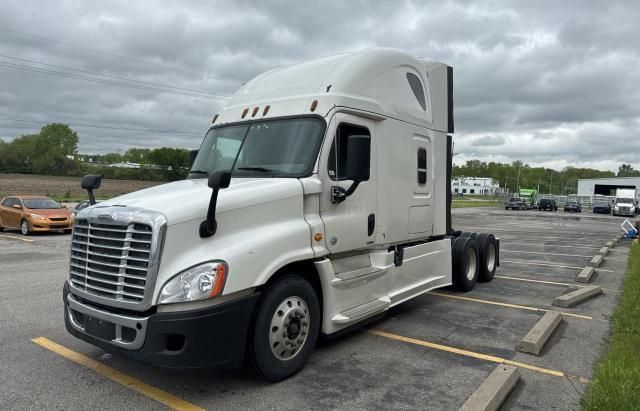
[98,178,303,225]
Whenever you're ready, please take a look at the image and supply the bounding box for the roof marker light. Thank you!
[263,105,270,116]
[310,99,318,112]
[252,107,259,117]
[241,108,249,118]
[211,114,219,124]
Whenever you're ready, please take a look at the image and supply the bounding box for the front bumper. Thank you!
[63,281,260,369]
[31,220,72,231]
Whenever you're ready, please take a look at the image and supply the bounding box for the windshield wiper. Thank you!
[189,170,209,175]
[237,167,275,176]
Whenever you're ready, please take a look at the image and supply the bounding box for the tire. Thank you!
[63,229,72,234]
[505,207,509,210]
[475,233,497,282]
[248,274,320,382]
[20,219,30,236]
[451,237,479,291]
[460,232,478,240]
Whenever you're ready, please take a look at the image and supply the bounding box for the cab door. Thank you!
[319,113,377,254]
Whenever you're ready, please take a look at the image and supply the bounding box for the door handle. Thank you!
[367,213,375,236]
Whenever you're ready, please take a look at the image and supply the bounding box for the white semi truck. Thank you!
[613,188,639,216]
[64,48,499,381]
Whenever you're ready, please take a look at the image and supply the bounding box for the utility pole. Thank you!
[537,178,540,192]
[549,174,553,194]
[516,166,522,194]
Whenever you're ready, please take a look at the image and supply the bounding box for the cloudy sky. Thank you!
[1,0,639,171]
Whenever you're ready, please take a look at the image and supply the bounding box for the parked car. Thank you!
[564,200,582,213]
[592,200,612,214]
[505,197,527,210]
[538,198,558,211]
[0,195,73,235]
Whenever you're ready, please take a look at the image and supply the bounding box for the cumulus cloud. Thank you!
[0,0,638,171]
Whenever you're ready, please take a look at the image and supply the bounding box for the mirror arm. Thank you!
[87,189,96,206]
[199,189,220,238]
[331,181,360,204]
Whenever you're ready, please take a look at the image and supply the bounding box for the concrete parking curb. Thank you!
[576,266,595,283]
[459,365,520,411]
[605,241,614,248]
[589,254,603,267]
[516,311,563,356]
[598,247,609,256]
[553,285,602,308]
[611,237,619,245]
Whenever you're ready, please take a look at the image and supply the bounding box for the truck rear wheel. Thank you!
[452,237,479,291]
[476,233,497,282]
[460,232,478,240]
[248,274,320,382]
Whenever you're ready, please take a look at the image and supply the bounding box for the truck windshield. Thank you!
[190,117,325,178]
[616,198,634,204]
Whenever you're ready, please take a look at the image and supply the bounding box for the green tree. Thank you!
[618,164,640,177]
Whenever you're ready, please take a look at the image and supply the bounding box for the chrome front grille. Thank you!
[70,219,153,303]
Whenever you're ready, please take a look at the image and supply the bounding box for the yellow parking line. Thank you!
[0,234,34,242]
[501,250,593,258]
[495,275,584,288]
[502,259,614,273]
[32,337,203,411]
[428,292,593,320]
[368,329,565,378]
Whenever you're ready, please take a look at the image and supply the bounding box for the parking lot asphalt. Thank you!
[0,208,634,410]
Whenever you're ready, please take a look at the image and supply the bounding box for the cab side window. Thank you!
[328,123,371,181]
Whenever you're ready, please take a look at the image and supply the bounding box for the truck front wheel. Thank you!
[248,274,320,381]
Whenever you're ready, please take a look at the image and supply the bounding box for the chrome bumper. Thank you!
[66,293,149,350]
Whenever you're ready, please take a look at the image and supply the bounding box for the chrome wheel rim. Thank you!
[269,296,310,361]
[466,248,477,281]
[486,243,496,272]
[21,221,28,235]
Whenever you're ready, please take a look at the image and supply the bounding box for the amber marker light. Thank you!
[210,263,227,297]
[310,99,318,112]
[211,114,219,124]
[241,108,249,118]
[263,105,270,116]
[252,107,259,117]
[314,233,323,241]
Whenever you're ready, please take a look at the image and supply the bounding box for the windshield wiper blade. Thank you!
[237,167,274,175]
[189,170,209,175]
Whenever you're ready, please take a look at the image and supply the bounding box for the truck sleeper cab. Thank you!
[64,48,500,381]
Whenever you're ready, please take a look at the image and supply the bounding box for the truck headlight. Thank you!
[159,261,227,304]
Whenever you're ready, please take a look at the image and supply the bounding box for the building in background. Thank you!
[451,177,500,195]
[577,177,640,197]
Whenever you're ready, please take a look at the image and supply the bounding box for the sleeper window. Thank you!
[417,147,427,185]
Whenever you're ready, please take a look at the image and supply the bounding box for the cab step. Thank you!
[331,297,390,324]
[331,265,386,286]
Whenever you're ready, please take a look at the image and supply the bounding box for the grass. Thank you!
[582,242,640,410]
[451,200,499,208]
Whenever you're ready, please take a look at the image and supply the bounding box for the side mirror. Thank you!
[345,135,370,182]
[81,174,102,205]
[331,135,370,204]
[200,170,232,238]
[208,170,232,190]
[189,149,199,169]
